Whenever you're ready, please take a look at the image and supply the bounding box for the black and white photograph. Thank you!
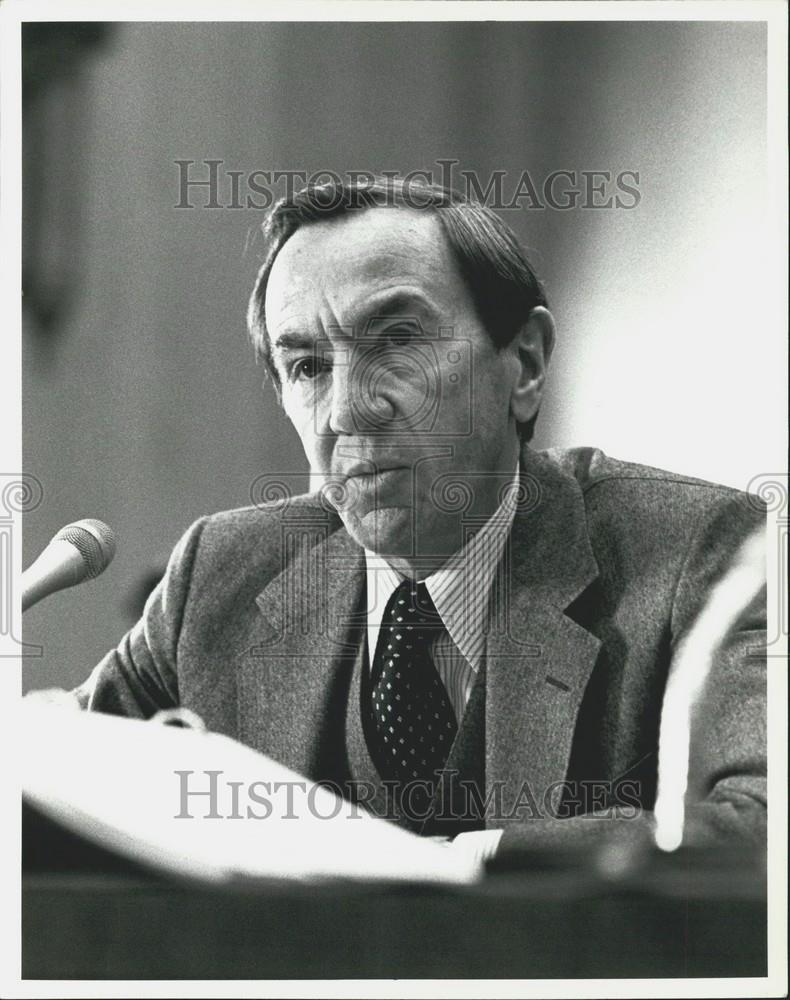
[1,1,787,995]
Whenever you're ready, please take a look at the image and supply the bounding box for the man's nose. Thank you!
[328,350,396,435]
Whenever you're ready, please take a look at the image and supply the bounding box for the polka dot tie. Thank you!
[368,579,458,799]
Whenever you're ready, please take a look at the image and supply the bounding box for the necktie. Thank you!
[367,579,458,807]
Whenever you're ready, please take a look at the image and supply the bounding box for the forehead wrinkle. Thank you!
[266,210,467,351]
[339,285,440,332]
[270,294,350,359]
[266,265,339,350]
[339,235,461,324]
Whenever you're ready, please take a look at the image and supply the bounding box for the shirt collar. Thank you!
[364,463,521,671]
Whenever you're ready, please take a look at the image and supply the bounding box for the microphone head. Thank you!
[54,519,116,579]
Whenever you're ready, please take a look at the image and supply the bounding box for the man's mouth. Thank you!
[338,462,407,481]
[326,465,410,508]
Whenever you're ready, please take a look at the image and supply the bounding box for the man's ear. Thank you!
[510,306,556,425]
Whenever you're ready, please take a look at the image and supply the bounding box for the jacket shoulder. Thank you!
[541,446,740,497]
[201,492,336,535]
[537,446,765,568]
[178,492,341,582]
[539,446,761,518]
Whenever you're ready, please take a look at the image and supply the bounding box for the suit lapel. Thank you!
[236,511,366,774]
[485,447,601,824]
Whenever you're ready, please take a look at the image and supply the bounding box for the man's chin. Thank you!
[338,505,416,558]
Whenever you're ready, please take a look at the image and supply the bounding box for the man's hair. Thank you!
[247,175,549,441]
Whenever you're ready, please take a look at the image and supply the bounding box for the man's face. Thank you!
[264,208,522,569]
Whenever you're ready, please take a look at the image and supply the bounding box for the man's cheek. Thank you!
[283,398,316,446]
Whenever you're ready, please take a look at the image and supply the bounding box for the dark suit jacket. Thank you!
[77,446,767,851]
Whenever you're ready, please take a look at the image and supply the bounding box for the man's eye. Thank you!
[290,357,328,381]
[383,323,419,347]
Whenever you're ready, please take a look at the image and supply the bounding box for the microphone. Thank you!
[22,519,116,612]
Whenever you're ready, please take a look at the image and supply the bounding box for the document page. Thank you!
[22,700,481,886]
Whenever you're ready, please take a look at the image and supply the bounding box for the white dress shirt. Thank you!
[363,465,521,860]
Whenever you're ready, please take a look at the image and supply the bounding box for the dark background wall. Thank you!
[22,21,780,691]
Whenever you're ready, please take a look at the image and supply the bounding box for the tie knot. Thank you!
[384,579,442,631]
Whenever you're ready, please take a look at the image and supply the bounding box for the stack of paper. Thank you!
[22,700,481,885]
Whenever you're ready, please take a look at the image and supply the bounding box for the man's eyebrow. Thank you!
[271,290,440,355]
[272,330,317,353]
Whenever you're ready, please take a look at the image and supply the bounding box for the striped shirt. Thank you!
[364,464,521,723]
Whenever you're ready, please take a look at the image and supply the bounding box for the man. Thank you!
[75,177,766,858]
